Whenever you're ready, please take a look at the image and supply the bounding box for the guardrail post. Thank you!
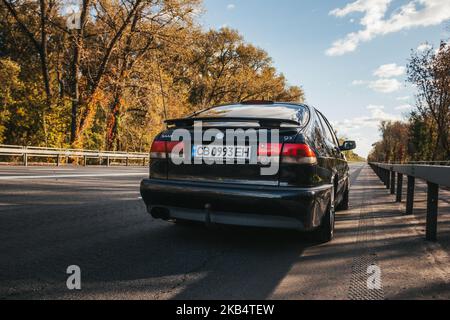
[390,170,396,195]
[142,158,146,167]
[396,173,403,202]
[126,157,129,167]
[406,176,415,215]
[84,156,87,167]
[425,182,439,242]
[23,153,28,166]
[56,155,61,167]
[385,169,390,189]
[107,157,110,167]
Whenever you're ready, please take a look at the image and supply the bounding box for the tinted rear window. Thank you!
[192,104,310,127]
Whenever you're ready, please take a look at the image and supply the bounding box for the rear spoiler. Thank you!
[165,117,300,128]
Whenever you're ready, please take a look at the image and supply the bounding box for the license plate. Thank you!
[192,145,251,160]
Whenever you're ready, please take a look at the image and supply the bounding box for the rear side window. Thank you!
[322,116,339,146]
[316,111,338,147]
[193,104,310,127]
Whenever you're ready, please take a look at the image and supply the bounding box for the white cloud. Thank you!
[351,80,366,85]
[326,0,450,56]
[352,63,405,92]
[227,4,235,10]
[334,105,400,130]
[366,105,384,110]
[417,43,433,52]
[332,105,402,157]
[373,63,406,78]
[351,77,403,92]
[368,78,402,93]
[395,104,413,110]
[396,96,410,101]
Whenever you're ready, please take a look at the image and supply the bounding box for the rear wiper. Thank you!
[165,117,300,128]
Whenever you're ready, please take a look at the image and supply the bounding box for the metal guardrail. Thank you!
[369,162,450,242]
[0,144,149,167]
[385,161,450,166]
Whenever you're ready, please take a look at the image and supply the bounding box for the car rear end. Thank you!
[140,102,333,231]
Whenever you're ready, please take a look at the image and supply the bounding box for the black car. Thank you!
[140,101,356,242]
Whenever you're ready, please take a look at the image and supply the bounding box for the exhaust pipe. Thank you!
[150,207,171,220]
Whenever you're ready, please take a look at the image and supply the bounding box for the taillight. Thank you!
[281,144,317,165]
[257,143,282,156]
[256,143,316,165]
[257,143,282,164]
[167,141,184,160]
[150,140,183,159]
[150,141,167,159]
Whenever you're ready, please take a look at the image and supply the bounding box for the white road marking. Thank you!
[0,173,146,180]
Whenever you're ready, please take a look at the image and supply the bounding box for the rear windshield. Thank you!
[192,104,310,127]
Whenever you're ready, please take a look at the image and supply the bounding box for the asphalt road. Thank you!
[0,163,447,300]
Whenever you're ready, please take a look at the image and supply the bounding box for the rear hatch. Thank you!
[152,103,310,186]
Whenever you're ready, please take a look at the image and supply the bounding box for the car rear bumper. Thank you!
[140,179,333,231]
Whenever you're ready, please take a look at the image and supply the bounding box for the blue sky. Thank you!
[200,0,450,157]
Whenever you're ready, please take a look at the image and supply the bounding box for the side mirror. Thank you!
[340,140,356,151]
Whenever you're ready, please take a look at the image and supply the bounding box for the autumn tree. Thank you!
[0,1,305,153]
[368,121,410,163]
[369,42,450,163]
[407,41,450,160]
[184,28,304,109]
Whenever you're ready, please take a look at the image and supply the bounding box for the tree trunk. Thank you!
[74,0,142,146]
[70,33,81,144]
[70,0,90,146]
[106,93,122,151]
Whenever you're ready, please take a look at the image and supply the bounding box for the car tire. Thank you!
[314,199,335,243]
[336,182,349,211]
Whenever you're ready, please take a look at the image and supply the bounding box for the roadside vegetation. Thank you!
[337,138,365,162]
[0,0,304,152]
[343,151,365,163]
[368,42,450,163]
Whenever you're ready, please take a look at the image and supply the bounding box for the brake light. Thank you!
[281,144,317,165]
[150,140,184,159]
[257,143,282,156]
[166,141,183,152]
[150,141,167,159]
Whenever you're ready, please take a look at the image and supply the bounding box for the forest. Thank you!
[0,0,304,152]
